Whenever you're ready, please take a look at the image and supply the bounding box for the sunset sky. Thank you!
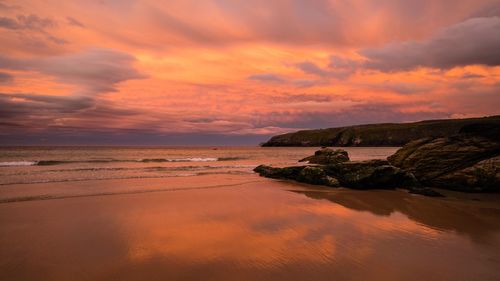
[1,0,499,145]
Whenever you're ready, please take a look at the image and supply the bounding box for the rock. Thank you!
[388,124,500,192]
[388,136,500,182]
[254,159,417,190]
[408,187,444,197]
[253,165,304,180]
[254,165,340,187]
[299,148,349,164]
[297,166,340,187]
[431,156,500,192]
[324,160,419,189]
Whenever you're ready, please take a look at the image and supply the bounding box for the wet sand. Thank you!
[1,175,500,281]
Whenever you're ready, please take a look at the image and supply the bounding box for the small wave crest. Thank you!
[140,157,219,162]
[0,157,245,167]
[0,161,38,167]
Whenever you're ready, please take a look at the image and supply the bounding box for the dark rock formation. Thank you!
[297,166,340,187]
[254,158,418,191]
[253,165,304,180]
[253,165,339,187]
[299,148,349,164]
[324,160,419,189]
[388,123,500,192]
[261,115,500,147]
[431,156,499,192]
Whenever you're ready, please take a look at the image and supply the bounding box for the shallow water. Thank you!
[0,147,499,281]
[0,146,398,185]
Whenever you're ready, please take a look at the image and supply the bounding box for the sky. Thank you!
[0,0,499,145]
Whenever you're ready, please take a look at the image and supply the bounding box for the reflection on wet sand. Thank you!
[1,178,500,281]
[291,188,500,243]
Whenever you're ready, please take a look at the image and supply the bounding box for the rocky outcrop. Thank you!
[253,165,304,180]
[261,115,500,147]
[254,165,340,187]
[297,166,340,187]
[324,160,419,189]
[431,156,499,192]
[299,148,349,164]
[254,158,419,191]
[388,123,500,192]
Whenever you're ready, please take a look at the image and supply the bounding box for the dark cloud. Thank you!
[248,73,323,88]
[271,93,332,103]
[0,92,269,145]
[0,72,13,83]
[66,16,85,28]
[292,79,324,88]
[45,34,67,44]
[0,92,141,131]
[460,73,485,79]
[294,57,359,79]
[248,73,286,83]
[328,56,360,70]
[0,55,24,69]
[0,93,94,129]
[0,17,17,29]
[0,48,146,95]
[376,81,433,95]
[0,130,270,146]
[295,62,329,77]
[360,17,500,71]
[0,93,93,116]
[40,48,147,94]
[184,117,219,124]
[0,14,57,30]
[0,13,66,47]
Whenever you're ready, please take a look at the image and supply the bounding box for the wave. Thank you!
[1,164,258,176]
[140,157,218,162]
[0,170,257,186]
[0,161,38,167]
[0,157,245,167]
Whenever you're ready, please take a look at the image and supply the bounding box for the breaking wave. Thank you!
[0,157,244,167]
[139,157,218,162]
[0,161,38,167]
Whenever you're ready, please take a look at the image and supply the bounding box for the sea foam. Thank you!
[0,161,38,167]
[140,157,219,162]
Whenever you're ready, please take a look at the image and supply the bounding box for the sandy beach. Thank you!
[1,173,500,281]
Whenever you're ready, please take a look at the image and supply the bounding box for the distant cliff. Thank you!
[261,115,500,147]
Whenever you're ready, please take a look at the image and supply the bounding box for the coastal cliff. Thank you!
[261,115,500,147]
